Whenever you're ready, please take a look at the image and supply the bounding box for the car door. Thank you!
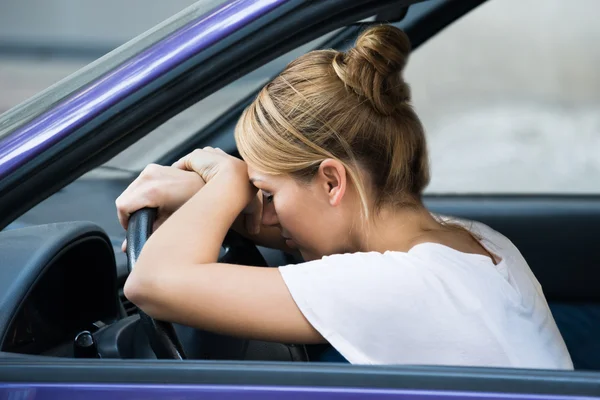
[1,357,600,399]
[2,0,600,398]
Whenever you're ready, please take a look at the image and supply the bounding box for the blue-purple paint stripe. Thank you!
[0,384,597,400]
[0,0,287,180]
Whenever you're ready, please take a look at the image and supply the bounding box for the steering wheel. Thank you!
[126,208,269,360]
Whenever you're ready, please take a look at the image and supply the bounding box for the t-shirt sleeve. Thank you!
[278,251,428,364]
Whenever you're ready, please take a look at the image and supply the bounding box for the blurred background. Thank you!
[0,0,598,194]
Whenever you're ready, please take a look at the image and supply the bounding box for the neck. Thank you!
[354,204,443,253]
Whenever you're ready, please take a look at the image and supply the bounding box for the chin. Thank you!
[301,247,337,261]
[299,249,320,262]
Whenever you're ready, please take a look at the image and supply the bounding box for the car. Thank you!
[1,0,599,398]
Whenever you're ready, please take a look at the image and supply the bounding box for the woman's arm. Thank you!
[124,160,323,344]
[116,163,298,254]
[231,212,300,255]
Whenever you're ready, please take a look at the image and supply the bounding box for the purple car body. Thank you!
[1,384,597,400]
[0,0,599,399]
[0,0,287,179]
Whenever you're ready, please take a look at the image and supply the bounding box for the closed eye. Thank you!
[262,191,274,203]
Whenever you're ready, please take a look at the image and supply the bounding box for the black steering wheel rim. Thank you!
[126,208,271,360]
[126,208,186,360]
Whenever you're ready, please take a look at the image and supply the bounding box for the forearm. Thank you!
[135,170,251,269]
[120,154,321,343]
[230,215,297,253]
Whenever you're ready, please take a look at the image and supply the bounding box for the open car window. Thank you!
[404,0,600,194]
[0,0,230,139]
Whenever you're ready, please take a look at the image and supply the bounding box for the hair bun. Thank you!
[332,25,412,115]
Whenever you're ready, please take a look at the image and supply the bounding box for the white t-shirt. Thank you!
[279,218,573,369]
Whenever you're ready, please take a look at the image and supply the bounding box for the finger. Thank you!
[116,195,132,231]
[213,148,229,156]
[251,205,262,235]
[172,149,199,170]
[116,191,137,230]
[121,239,127,253]
[172,155,189,170]
[115,189,159,230]
[173,148,207,171]
[116,164,166,229]
[245,192,263,235]
[115,178,144,230]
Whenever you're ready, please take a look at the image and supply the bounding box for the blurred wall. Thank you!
[0,0,200,51]
[0,0,201,112]
[405,0,600,193]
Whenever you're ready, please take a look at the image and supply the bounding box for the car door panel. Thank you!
[426,195,600,370]
[425,195,600,302]
[1,359,599,398]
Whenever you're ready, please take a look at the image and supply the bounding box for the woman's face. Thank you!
[247,161,358,261]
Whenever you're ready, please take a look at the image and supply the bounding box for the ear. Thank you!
[316,159,347,207]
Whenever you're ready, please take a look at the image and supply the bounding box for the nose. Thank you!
[261,201,279,227]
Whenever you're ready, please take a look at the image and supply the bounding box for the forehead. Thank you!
[247,166,293,188]
[247,165,274,184]
[246,165,261,181]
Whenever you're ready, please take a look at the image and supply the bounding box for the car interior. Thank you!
[0,0,598,379]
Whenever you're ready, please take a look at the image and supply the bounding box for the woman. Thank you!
[117,25,573,368]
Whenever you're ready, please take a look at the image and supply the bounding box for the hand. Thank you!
[173,147,261,234]
[172,147,248,184]
[242,190,264,235]
[116,164,206,250]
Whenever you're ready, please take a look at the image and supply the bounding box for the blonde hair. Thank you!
[235,25,429,218]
